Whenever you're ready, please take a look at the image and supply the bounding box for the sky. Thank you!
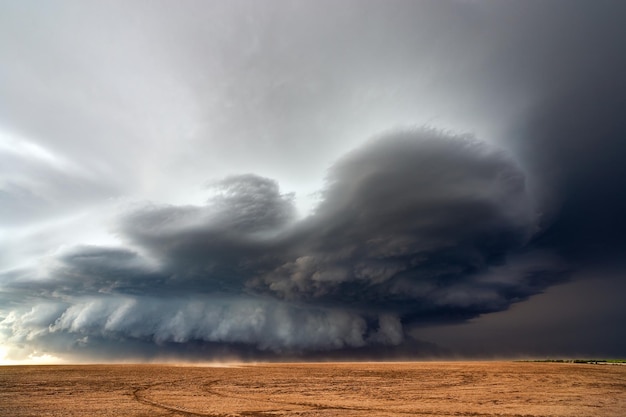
[1,0,626,364]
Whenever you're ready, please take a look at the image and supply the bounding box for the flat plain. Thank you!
[1,361,625,417]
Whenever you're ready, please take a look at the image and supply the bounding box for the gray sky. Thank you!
[1,0,626,363]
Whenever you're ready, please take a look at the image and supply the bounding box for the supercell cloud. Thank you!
[1,130,565,359]
[1,0,626,361]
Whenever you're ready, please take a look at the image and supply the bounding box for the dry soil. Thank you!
[1,361,625,416]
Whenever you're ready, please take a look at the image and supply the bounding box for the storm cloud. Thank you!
[1,0,626,361]
[1,130,567,359]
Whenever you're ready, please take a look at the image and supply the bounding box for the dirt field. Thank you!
[0,361,625,416]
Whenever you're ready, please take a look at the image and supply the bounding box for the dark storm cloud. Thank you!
[115,174,295,294]
[408,0,626,356]
[491,1,626,262]
[1,130,566,358]
[2,0,626,361]
[250,130,565,319]
[514,84,626,261]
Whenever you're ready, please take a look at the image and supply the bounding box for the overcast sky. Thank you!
[1,0,626,363]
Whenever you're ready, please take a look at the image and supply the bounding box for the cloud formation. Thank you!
[2,0,625,361]
[0,129,566,360]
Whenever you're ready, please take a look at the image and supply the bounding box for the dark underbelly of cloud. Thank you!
[0,129,567,360]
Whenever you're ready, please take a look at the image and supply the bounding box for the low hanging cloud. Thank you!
[0,129,566,360]
[252,130,544,309]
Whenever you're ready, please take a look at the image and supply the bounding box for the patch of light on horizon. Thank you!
[0,345,64,366]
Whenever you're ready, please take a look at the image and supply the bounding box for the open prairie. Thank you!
[1,362,625,417]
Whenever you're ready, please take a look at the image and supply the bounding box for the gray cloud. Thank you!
[0,130,567,359]
[488,2,626,262]
[252,130,548,310]
[1,0,625,361]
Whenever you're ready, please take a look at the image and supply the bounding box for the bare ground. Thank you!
[1,361,625,416]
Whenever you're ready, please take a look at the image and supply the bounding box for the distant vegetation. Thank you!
[522,359,626,364]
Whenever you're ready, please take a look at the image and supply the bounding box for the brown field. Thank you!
[1,362,625,417]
